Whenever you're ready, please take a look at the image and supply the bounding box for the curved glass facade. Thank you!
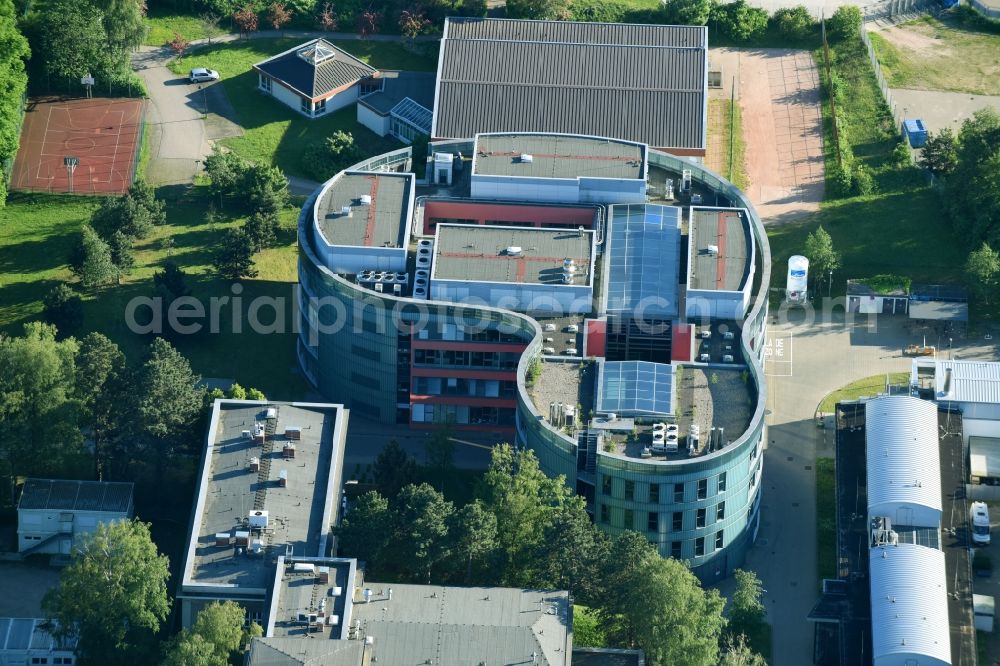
[298,144,770,584]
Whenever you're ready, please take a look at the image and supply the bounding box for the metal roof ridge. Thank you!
[445,36,707,50]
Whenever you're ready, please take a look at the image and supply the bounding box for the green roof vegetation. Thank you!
[856,274,911,294]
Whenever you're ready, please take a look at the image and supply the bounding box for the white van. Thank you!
[972,501,991,545]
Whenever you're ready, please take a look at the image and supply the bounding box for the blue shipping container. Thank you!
[903,119,928,148]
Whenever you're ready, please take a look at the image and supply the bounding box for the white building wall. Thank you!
[357,104,390,137]
[471,175,580,203]
[17,508,129,554]
[269,79,305,115]
[324,85,359,113]
[265,79,358,118]
[430,279,592,314]
[685,289,749,320]
[578,177,647,203]
[315,245,407,274]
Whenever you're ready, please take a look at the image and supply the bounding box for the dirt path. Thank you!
[738,49,825,225]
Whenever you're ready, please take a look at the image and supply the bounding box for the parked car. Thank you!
[189,68,220,83]
[565,324,579,333]
[542,346,555,355]
[972,501,991,545]
[543,323,556,332]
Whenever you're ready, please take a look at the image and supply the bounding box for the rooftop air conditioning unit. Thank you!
[505,246,523,256]
[340,206,351,216]
[278,469,288,487]
[359,194,372,205]
[519,154,533,163]
[375,283,384,293]
[248,511,269,529]
[706,245,719,256]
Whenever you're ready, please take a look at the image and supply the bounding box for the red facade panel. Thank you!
[422,200,595,235]
[585,318,607,358]
[671,322,694,362]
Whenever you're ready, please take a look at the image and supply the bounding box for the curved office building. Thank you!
[297,133,770,583]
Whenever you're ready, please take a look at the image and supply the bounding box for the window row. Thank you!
[602,472,728,503]
[413,348,520,370]
[600,502,726,533]
[411,403,515,426]
[412,376,516,399]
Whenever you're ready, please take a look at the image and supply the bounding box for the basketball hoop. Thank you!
[64,156,79,193]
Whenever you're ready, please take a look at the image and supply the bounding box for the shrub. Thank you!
[827,5,861,42]
[772,5,814,40]
[892,140,912,168]
[830,163,853,198]
[301,131,361,181]
[570,0,628,22]
[851,163,876,196]
[713,0,768,42]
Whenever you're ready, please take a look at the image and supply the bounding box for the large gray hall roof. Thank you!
[433,18,708,150]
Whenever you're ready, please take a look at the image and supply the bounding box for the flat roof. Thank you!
[688,207,750,292]
[432,224,594,286]
[473,133,645,180]
[350,582,571,666]
[315,171,411,249]
[18,478,133,513]
[0,618,75,652]
[932,360,1000,403]
[269,557,355,640]
[604,204,681,318]
[183,401,346,592]
[434,18,708,150]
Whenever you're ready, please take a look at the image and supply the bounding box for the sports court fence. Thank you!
[131,104,148,185]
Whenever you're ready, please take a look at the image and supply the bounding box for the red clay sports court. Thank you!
[10,97,144,195]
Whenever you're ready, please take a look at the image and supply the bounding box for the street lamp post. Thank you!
[828,270,833,298]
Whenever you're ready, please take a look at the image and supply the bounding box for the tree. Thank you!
[38,0,107,82]
[42,520,170,666]
[91,181,165,241]
[948,109,1000,244]
[373,440,419,497]
[99,0,148,58]
[357,9,382,38]
[75,333,126,477]
[597,531,660,645]
[335,490,393,573]
[664,0,713,25]
[424,426,455,472]
[213,228,259,280]
[200,13,223,43]
[966,242,1000,305]
[246,387,266,401]
[168,31,190,54]
[228,382,247,399]
[191,601,246,663]
[720,633,768,666]
[481,444,578,585]
[390,483,453,581]
[316,2,337,30]
[456,0,487,16]
[205,146,249,206]
[107,230,136,283]
[533,504,608,601]
[0,323,82,478]
[153,261,192,309]
[399,8,431,40]
[772,5,814,40]
[243,211,280,252]
[727,569,766,640]
[569,0,628,22]
[128,337,205,471]
[919,128,959,176]
[0,0,29,207]
[619,556,726,666]
[713,0,768,42]
[162,632,225,666]
[233,4,259,36]
[42,283,83,336]
[803,225,841,291]
[505,0,570,19]
[70,226,116,288]
[245,163,289,217]
[267,2,293,31]
[301,130,361,181]
[827,5,861,42]
[448,499,497,583]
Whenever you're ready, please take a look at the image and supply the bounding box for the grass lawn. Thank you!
[767,38,965,300]
[145,8,231,46]
[708,98,749,190]
[816,457,836,584]
[169,38,438,178]
[868,15,1000,96]
[0,187,309,399]
[818,372,910,413]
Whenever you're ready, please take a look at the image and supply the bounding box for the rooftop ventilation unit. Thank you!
[519,154,533,163]
[505,246,523,256]
[341,206,352,216]
[248,511,269,529]
[705,245,719,256]
[359,194,372,205]
[278,469,288,487]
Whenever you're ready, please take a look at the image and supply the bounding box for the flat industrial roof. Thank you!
[269,557,355,640]
[473,134,645,180]
[432,224,594,286]
[434,18,707,150]
[183,401,345,592]
[315,171,411,249]
[689,207,750,292]
[18,478,133,513]
[0,618,75,652]
[350,583,571,666]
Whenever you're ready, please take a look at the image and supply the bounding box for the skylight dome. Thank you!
[298,42,335,65]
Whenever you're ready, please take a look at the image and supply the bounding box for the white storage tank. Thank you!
[786,255,809,303]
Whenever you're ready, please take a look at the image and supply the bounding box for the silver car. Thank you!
[189,68,220,83]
